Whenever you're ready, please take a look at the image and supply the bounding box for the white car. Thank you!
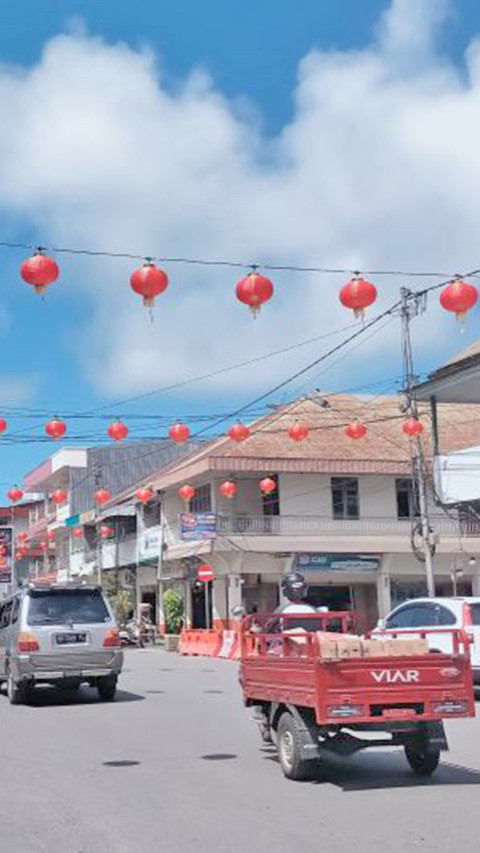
[374,597,480,684]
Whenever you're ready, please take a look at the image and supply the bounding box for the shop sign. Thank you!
[0,527,13,584]
[138,529,162,561]
[295,553,381,572]
[180,513,216,541]
[64,515,80,527]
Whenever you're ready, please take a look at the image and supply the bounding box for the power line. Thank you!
[0,238,459,278]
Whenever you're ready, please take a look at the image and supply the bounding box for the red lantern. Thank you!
[259,477,277,495]
[130,262,169,308]
[100,524,113,539]
[440,279,478,322]
[179,484,195,503]
[51,488,68,505]
[228,423,250,443]
[73,527,83,539]
[169,422,190,443]
[107,420,129,441]
[18,532,28,542]
[46,530,56,541]
[345,421,367,440]
[16,548,27,560]
[288,422,309,442]
[236,271,274,317]
[219,480,237,500]
[21,250,59,295]
[0,545,6,556]
[136,487,153,505]
[94,488,111,506]
[403,417,424,437]
[45,417,67,440]
[39,540,48,551]
[340,276,377,319]
[0,417,7,434]
[7,486,24,503]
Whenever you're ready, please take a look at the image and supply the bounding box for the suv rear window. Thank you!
[27,589,110,626]
[469,604,480,626]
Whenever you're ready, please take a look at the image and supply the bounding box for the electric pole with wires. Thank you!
[400,287,436,597]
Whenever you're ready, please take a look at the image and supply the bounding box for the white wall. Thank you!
[279,473,398,519]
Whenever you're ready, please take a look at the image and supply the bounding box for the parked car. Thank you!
[0,582,123,704]
[374,597,480,683]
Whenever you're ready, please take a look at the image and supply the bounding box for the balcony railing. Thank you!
[214,513,468,537]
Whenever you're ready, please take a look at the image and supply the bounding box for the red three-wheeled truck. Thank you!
[239,611,475,781]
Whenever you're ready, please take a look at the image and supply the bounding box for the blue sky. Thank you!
[1,0,480,494]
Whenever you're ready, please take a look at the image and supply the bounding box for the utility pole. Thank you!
[400,287,436,597]
[93,461,102,585]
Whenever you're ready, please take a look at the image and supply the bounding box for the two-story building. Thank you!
[117,392,480,630]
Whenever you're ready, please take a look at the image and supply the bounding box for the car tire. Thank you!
[405,743,440,776]
[276,711,310,781]
[7,672,25,706]
[97,675,117,702]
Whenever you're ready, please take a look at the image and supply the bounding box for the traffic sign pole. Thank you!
[205,581,210,630]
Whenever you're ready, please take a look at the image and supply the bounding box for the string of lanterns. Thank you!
[17,249,479,321]
[5,412,428,506]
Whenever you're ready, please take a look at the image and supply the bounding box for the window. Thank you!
[386,602,456,629]
[118,516,137,538]
[143,502,160,529]
[11,597,20,625]
[190,484,212,513]
[262,476,279,517]
[331,477,359,519]
[27,589,110,626]
[396,478,419,519]
[469,604,480,626]
[0,600,12,628]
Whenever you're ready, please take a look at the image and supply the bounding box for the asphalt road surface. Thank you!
[1,649,480,853]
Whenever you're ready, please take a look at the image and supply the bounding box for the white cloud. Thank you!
[0,0,477,399]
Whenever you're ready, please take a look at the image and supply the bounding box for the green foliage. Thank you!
[163,588,184,634]
[104,580,133,626]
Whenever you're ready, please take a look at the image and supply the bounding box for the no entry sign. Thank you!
[197,565,214,583]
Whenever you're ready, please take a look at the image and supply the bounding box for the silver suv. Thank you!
[0,583,123,704]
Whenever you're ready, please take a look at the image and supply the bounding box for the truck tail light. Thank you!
[327,704,365,718]
[17,632,40,652]
[103,628,120,648]
[432,699,469,715]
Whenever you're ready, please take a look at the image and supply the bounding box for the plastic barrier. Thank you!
[178,629,222,657]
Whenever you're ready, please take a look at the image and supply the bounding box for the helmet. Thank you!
[281,571,308,602]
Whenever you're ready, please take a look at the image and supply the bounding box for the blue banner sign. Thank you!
[295,553,381,572]
[180,513,217,541]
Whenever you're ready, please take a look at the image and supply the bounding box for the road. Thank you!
[1,649,480,853]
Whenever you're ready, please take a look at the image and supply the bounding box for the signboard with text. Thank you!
[0,527,13,584]
[295,553,381,572]
[180,513,217,541]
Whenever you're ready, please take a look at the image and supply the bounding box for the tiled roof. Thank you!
[444,338,480,368]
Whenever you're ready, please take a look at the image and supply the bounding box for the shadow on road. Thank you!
[17,686,145,707]
[261,746,480,790]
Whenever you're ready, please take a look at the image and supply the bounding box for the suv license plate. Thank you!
[56,632,87,645]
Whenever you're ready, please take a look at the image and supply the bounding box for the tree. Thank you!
[163,588,184,635]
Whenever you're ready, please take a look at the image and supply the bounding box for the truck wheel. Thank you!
[277,711,310,781]
[405,743,440,776]
[97,675,117,702]
[7,672,25,706]
[259,723,273,744]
